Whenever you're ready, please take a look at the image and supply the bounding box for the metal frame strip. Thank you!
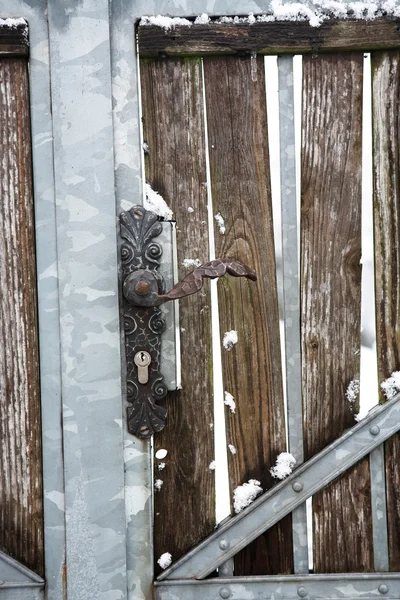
[278,53,308,575]
[159,393,400,580]
[370,444,389,571]
[155,573,400,600]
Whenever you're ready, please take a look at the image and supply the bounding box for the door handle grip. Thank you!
[123,258,257,308]
[159,258,257,303]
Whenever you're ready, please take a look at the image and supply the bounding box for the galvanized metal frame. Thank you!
[159,393,400,580]
[278,53,309,575]
[155,573,400,600]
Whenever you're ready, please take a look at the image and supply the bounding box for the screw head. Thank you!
[219,539,229,550]
[220,587,231,599]
[378,584,388,595]
[134,280,151,296]
[293,481,303,493]
[370,425,380,436]
[297,586,308,597]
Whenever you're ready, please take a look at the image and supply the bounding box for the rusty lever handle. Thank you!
[123,258,257,308]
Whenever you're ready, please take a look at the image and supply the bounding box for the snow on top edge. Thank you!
[0,17,27,27]
[140,2,400,30]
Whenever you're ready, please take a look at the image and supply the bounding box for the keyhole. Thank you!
[141,351,145,362]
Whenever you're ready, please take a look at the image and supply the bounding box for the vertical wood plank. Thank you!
[372,50,400,571]
[301,53,373,572]
[204,55,293,576]
[0,58,43,575]
[140,58,215,573]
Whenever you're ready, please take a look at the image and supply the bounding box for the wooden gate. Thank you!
[138,15,400,598]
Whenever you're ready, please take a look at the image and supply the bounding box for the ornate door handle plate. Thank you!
[120,205,257,439]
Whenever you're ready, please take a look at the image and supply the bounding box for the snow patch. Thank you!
[233,479,263,513]
[157,552,172,570]
[223,330,238,351]
[182,258,201,269]
[158,462,166,471]
[141,4,400,32]
[270,452,296,480]
[209,460,216,470]
[381,371,400,400]
[144,184,173,220]
[346,379,360,403]
[215,212,226,235]
[140,15,191,29]
[187,206,194,213]
[154,479,163,491]
[155,448,168,459]
[224,391,236,413]
[228,444,237,455]
[195,13,210,24]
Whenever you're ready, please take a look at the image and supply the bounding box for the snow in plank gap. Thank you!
[359,52,379,420]
[233,479,263,513]
[224,391,236,414]
[182,258,201,268]
[157,553,172,570]
[270,452,296,479]
[223,330,238,350]
[201,59,231,525]
[228,444,237,455]
[144,183,173,220]
[381,372,400,400]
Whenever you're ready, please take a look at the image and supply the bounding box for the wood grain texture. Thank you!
[372,50,400,570]
[138,18,400,58]
[0,58,43,575]
[204,55,292,576]
[0,22,28,57]
[140,58,215,574]
[301,53,373,572]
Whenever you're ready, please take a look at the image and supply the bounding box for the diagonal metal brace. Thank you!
[159,393,400,580]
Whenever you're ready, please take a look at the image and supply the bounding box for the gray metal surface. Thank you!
[155,573,400,600]
[48,1,127,598]
[159,394,400,580]
[370,444,389,571]
[0,586,44,600]
[0,2,66,598]
[278,54,308,575]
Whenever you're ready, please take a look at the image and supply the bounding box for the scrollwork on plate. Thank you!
[120,206,169,439]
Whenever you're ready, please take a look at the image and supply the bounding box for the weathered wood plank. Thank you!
[0,58,43,575]
[204,55,292,576]
[372,50,400,571]
[0,20,28,56]
[138,18,400,58]
[140,58,215,574]
[301,53,373,572]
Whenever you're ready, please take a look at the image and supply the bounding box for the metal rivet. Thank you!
[370,425,380,436]
[219,539,229,550]
[293,481,303,493]
[220,587,231,599]
[379,584,388,595]
[297,586,308,597]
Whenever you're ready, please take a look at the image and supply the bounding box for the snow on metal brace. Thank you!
[159,393,400,580]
